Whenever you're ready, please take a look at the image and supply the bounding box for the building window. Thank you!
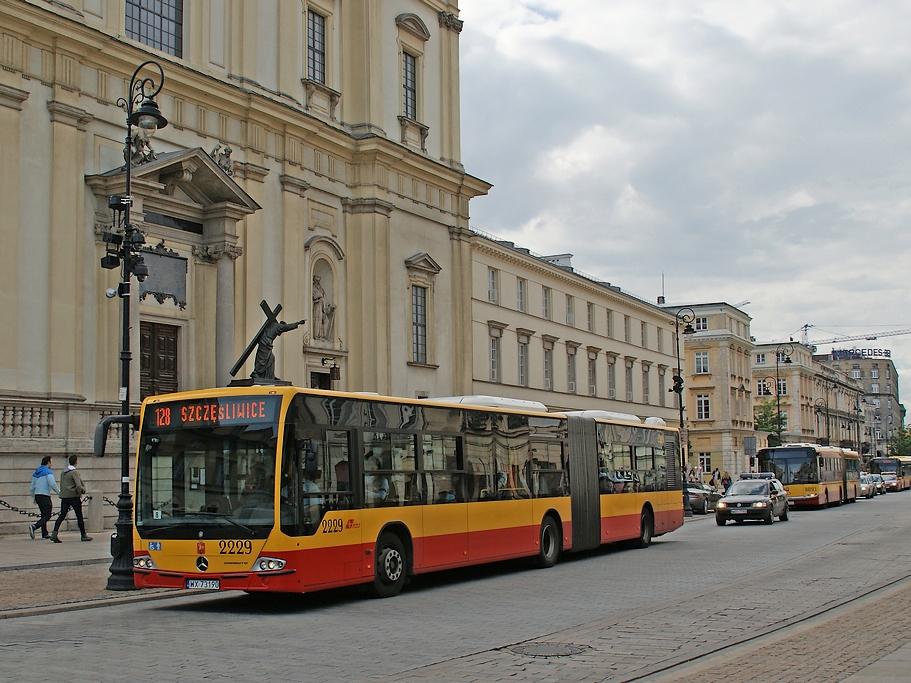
[518,341,529,387]
[126,0,184,58]
[641,322,648,348]
[851,369,861,379]
[606,310,613,338]
[565,295,574,326]
[587,303,595,332]
[412,285,427,363]
[588,358,597,396]
[489,336,501,383]
[871,383,879,393]
[624,316,631,343]
[542,287,551,320]
[625,363,634,402]
[777,378,787,396]
[775,350,790,364]
[694,317,708,331]
[698,453,711,473]
[307,10,327,83]
[695,351,709,374]
[567,354,577,394]
[657,328,664,353]
[696,394,711,420]
[517,279,526,312]
[544,348,553,390]
[487,268,499,304]
[608,361,616,399]
[403,51,417,119]
[871,369,879,379]
[659,371,666,406]
[642,366,650,404]
[756,353,766,365]
[757,379,772,396]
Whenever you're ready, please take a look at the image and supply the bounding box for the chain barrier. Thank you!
[0,495,112,519]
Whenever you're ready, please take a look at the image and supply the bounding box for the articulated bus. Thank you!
[104,387,683,597]
[757,444,860,507]
[868,456,911,490]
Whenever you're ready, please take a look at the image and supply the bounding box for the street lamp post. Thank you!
[671,307,695,517]
[814,397,830,445]
[775,343,793,446]
[100,61,167,591]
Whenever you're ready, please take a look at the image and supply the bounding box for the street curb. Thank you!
[0,557,111,573]
[0,588,207,620]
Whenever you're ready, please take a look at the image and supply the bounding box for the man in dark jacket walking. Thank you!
[49,455,92,543]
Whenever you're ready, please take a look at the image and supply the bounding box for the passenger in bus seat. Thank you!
[364,455,389,505]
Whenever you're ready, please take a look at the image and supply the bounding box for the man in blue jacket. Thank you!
[29,456,59,539]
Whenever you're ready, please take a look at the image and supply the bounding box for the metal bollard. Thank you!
[87,489,103,533]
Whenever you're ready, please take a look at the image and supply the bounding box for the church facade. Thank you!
[0,0,679,535]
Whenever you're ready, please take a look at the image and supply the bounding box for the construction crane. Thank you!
[800,324,911,347]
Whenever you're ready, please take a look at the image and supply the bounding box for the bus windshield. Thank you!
[135,395,282,540]
[758,448,818,485]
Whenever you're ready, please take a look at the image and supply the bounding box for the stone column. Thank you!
[448,225,473,394]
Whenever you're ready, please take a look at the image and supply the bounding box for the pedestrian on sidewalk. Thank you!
[49,455,92,543]
[28,455,59,539]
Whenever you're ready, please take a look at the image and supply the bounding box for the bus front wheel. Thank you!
[370,532,407,598]
[536,516,561,568]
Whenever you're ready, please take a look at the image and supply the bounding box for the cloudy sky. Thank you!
[457,0,911,404]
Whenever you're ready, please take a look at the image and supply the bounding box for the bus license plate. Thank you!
[186,578,220,590]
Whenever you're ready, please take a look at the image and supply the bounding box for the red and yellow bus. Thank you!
[868,456,911,490]
[106,387,683,597]
[757,444,860,507]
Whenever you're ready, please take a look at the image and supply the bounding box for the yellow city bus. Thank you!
[757,444,859,507]
[105,387,683,597]
[869,456,911,490]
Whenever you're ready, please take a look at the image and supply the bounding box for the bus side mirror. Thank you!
[94,414,139,457]
[298,438,320,472]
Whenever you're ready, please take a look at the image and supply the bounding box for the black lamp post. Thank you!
[814,397,830,445]
[775,343,793,446]
[671,307,695,517]
[100,61,167,591]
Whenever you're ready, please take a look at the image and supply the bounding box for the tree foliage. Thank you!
[888,426,911,456]
[754,399,788,446]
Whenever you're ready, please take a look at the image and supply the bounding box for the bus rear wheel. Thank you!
[632,509,653,548]
[370,532,407,598]
[536,516,561,568]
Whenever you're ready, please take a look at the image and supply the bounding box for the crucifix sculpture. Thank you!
[229,300,305,385]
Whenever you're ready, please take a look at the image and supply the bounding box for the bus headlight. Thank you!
[133,555,157,570]
[253,557,286,572]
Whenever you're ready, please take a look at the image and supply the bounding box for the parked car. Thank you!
[882,472,901,492]
[716,474,789,525]
[859,474,876,499]
[870,473,887,495]
[687,482,722,514]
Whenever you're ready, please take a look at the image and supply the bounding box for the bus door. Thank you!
[280,425,362,584]
[567,416,599,552]
[419,433,468,569]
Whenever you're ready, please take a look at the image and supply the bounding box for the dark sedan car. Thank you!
[715,475,789,525]
[687,482,722,514]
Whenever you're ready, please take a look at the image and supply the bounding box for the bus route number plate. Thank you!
[186,578,220,590]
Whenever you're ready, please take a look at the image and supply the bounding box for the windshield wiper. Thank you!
[190,511,256,536]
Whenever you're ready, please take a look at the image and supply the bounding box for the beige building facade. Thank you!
[0,0,491,535]
[668,303,756,479]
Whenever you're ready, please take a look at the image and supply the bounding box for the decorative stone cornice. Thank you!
[448,225,472,242]
[234,162,270,183]
[193,243,243,264]
[438,12,464,33]
[279,174,311,197]
[0,84,29,111]
[46,100,93,131]
[341,197,394,216]
[404,252,442,275]
[398,115,429,152]
[302,79,341,121]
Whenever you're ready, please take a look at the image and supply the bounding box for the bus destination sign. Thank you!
[146,396,281,430]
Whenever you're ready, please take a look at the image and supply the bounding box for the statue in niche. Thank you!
[311,274,337,342]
